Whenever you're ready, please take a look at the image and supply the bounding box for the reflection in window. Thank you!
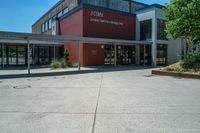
[157,44,167,65]
[157,19,167,40]
[140,19,152,40]
[63,7,69,14]
[57,11,62,18]
[8,46,17,65]
[48,19,52,30]
[82,0,107,7]
[17,46,26,65]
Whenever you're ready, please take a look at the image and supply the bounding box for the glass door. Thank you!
[117,46,132,65]
[38,46,50,65]
[140,45,152,66]
[104,45,114,65]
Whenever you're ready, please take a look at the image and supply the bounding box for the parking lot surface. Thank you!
[0,67,200,133]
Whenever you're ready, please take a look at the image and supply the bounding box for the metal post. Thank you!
[32,44,35,65]
[2,43,4,68]
[77,41,80,71]
[114,44,117,67]
[143,45,146,66]
[54,45,56,61]
[27,40,31,74]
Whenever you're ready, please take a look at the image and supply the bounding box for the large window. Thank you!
[140,19,152,40]
[17,46,26,65]
[48,19,52,30]
[82,0,107,7]
[63,7,69,14]
[41,23,45,33]
[157,19,167,40]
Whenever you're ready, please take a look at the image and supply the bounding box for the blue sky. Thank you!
[0,0,169,33]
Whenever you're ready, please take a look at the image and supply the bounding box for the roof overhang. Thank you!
[0,31,152,46]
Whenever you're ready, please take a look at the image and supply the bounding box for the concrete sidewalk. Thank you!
[0,67,200,133]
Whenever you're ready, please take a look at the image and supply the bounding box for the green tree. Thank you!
[164,0,200,44]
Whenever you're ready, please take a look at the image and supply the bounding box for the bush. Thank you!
[180,51,200,69]
[165,66,185,73]
[64,49,70,65]
[50,60,61,69]
[60,58,67,68]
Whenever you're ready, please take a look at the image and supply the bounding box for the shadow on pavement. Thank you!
[0,66,154,79]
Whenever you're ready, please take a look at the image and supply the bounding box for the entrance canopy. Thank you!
[0,31,152,74]
[0,31,152,45]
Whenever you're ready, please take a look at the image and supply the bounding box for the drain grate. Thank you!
[27,78,40,81]
[144,74,155,77]
[13,85,31,89]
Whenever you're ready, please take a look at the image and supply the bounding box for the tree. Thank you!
[164,0,200,44]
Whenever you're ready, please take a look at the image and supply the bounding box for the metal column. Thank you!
[27,40,31,74]
[143,45,146,66]
[2,43,4,68]
[77,41,81,71]
[114,44,117,67]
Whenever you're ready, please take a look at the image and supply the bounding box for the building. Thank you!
[0,0,184,67]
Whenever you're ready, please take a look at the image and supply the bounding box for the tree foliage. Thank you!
[164,0,200,44]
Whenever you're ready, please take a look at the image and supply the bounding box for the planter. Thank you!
[152,70,200,79]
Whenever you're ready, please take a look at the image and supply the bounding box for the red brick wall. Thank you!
[59,8,136,66]
[83,8,135,40]
[59,10,84,65]
[82,8,136,66]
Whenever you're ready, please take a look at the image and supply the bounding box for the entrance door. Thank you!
[38,46,50,65]
[117,46,132,65]
[140,45,152,66]
[104,45,114,65]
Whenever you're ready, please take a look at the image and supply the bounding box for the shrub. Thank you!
[50,60,61,69]
[60,58,67,68]
[64,49,70,65]
[180,51,200,69]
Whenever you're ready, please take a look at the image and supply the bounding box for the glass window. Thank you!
[52,15,57,21]
[140,19,152,40]
[57,11,62,18]
[82,0,108,8]
[41,23,45,33]
[48,19,52,30]
[68,0,78,10]
[109,0,130,12]
[8,46,17,65]
[157,19,167,40]
[17,46,26,65]
[45,21,48,31]
[63,7,69,14]
[157,44,167,65]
